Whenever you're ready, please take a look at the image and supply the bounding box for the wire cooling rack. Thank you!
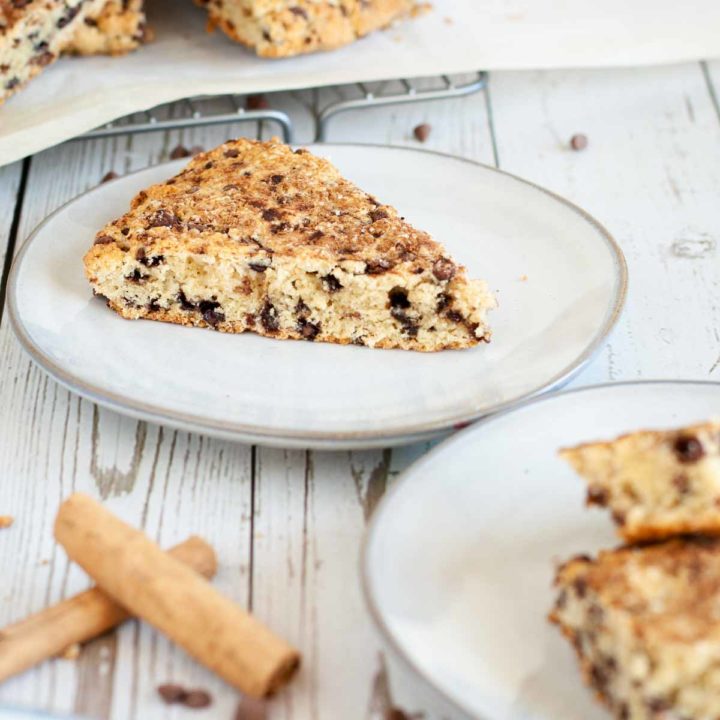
[80,72,486,144]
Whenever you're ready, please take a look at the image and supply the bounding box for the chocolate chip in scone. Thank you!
[297,318,321,340]
[573,577,588,598]
[432,258,456,281]
[388,288,410,309]
[446,310,465,324]
[94,235,114,245]
[322,274,343,293]
[147,299,161,312]
[182,689,212,709]
[147,209,181,229]
[436,293,451,312]
[611,510,626,526]
[157,684,186,704]
[369,209,389,223]
[260,301,279,332]
[587,485,609,507]
[295,299,310,316]
[170,144,191,160]
[308,230,324,242]
[126,269,148,284]
[248,262,269,273]
[673,473,690,494]
[199,300,224,328]
[413,123,432,143]
[262,208,281,222]
[674,435,705,463]
[223,147,240,158]
[269,174,284,185]
[177,290,196,311]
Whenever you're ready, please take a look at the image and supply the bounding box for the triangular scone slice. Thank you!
[83,138,496,352]
[560,420,720,541]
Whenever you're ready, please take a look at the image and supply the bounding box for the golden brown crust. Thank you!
[64,0,149,56]
[196,0,418,58]
[84,138,495,352]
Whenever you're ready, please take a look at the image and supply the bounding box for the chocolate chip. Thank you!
[674,435,705,463]
[260,301,279,332]
[100,170,119,184]
[673,473,690,494]
[126,269,148,284]
[93,235,114,245]
[611,510,626,526]
[432,258,456,281]
[262,208,281,222]
[177,290,196,311]
[169,144,191,159]
[157,684,186,704]
[269,174,284,185]
[322,274,343,293]
[389,288,410,309]
[436,293,451,311]
[199,300,224,328]
[369,209,389,223]
[246,94,269,110]
[366,259,393,274]
[646,698,671,713]
[570,134,589,151]
[147,299,161,312]
[147,209,181,229]
[413,123,432,143]
[308,230,324,242]
[587,485,609,507]
[234,697,268,720]
[182,689,212,709]
[446,310,464,324]
[224,147,240,158]
[249,262,269,273]
[295,299,310,316]
[298,318,320,341]
[573,577,587,598]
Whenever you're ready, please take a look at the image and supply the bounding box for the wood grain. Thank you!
[0,62,719,719]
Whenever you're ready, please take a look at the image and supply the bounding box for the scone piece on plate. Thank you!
[83,138,495,352]
[195,0,419,58]
[0,0,108,103]
[64,0,148,56]
[560,421,720,542]
[551,537,720,720]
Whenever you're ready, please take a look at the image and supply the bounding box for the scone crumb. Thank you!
[0,515,14,529]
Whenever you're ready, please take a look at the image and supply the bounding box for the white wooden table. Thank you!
[1,61,720,719]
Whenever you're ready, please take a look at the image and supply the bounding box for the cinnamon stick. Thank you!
[0,535,216,684]
[54,493,300,698]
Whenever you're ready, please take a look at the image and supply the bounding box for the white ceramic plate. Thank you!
[363,381,720,719]
[8,145,626,449]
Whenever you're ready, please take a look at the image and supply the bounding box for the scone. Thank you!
[65,0,148,56]
[560,421,720,542]
[195,0,418,58]
[0,0,108,103]
[551,537,720,720]
[83,138,496,352]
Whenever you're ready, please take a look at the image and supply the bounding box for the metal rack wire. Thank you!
[79,71,486,144]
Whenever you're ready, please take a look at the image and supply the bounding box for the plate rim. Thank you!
[7,143,628,447]
[361,378,720,718]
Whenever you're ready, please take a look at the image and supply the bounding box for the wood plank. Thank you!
[0,160,24,313]
[488,63,720,386]
[250,83,496,720]
[0,125,260,717]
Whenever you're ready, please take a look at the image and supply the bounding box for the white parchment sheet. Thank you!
[1,0,719,166]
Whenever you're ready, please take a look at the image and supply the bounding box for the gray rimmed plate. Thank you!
[362,381,720,719]
[8,144,626,449]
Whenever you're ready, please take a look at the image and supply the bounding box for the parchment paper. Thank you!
[1,0,719,167]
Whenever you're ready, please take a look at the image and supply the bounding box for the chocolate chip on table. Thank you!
[674,435,705,463]
[157,684,186,704]
[170,144,191,159]
[246,94,270,110]
[413,123,432,143]
[234,696,268,720]
[100,170,119,184]
[182,689,212,709]
[570,133,589,151]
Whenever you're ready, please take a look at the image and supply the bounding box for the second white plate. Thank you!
[8,144,626,448]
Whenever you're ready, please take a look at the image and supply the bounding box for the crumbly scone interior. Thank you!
[560,422,720,540]
[552,542,720,720]
[64,0,147,56]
